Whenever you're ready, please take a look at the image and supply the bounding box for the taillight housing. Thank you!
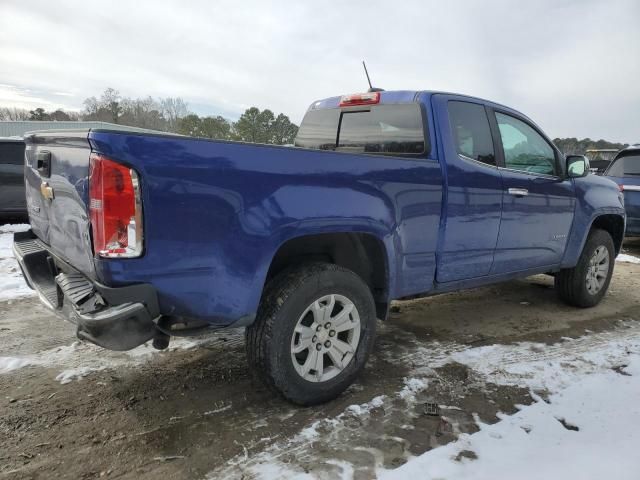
[339,92,380,107]
[89,153,143,258]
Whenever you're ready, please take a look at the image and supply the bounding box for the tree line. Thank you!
[0,106,82,122]
[2,91,633,150]
[553,137,630,155]
[0,88,298,145]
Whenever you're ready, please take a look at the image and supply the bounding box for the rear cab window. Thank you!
[607,154,640,177]
[295,103,427,156]
[294,109,340,150]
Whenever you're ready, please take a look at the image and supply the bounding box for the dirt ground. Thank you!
[2,239,640,480]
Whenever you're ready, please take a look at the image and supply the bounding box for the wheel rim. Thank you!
[290,294,361,383]
[585,245,610,295]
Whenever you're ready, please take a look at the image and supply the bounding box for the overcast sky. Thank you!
[1,0,638,142]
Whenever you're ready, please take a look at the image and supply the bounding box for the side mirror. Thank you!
[566,155,589,178]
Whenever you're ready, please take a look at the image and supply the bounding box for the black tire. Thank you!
[555,229,615,308]
[246,262,377,406]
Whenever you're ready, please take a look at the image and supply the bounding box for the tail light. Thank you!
[339,92,380,107]
[89,153,143,258]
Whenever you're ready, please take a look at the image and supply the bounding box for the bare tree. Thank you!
[120,96,166,130]
[100,88,122,123]
[82,96,100,120]
[161,97,189,131]
[0,107,31,120]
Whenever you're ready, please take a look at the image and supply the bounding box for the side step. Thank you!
[13,231,60,309]
[56,272,105,314]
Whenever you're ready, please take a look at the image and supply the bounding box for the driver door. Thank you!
[489,109,576,273]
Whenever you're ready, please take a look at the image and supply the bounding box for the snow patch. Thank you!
[399,377,427,400]
[0,336,216,382]
[448,325,640,393]
[0,223,34,301]
[210,323,640,480]
[345,395,386,416]
[617,253,640,264]
[0,356,34,373]
[378,324,640,479]
[207,327,456,479]
[56,366,108,384]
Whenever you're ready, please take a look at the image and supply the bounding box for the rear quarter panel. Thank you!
[89,131,443,325]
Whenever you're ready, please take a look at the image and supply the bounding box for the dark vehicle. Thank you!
[586,148,618,175]
[14,90,626,405]
[0,138,26,220]
[605,146,640,236]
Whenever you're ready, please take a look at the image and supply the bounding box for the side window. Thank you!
[495,113,557,176]
[0,143,25,165]
[448,101,495,166]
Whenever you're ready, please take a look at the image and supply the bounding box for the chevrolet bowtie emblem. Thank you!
[40,181,55,201]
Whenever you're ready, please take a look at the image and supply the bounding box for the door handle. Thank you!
[508,188,529,197]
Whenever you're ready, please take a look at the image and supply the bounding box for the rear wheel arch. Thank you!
[264,232,391,320]
[247,262,377,404]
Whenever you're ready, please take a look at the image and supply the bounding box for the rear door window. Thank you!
[607,154,640,176]
[295,104,427,156]
[448,101,495,166]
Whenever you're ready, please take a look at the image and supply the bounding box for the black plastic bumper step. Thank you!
[13,232,60,309]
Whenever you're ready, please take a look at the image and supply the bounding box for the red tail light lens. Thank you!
[89,153,143,258]
[339,92,380,107]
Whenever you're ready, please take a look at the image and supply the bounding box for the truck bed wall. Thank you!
[88,132,443,326]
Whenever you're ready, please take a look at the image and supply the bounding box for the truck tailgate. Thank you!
[24,130,96,278]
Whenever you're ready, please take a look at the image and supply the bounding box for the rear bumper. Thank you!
[13,230,160,351]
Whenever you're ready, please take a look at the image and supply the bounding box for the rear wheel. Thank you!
[246,262,376,405]
[555,229,615,307]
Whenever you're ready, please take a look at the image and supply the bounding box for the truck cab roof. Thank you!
[308,89,529,120]
[298,89,541,156]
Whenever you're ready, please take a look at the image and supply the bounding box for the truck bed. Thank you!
[24,129,443,326]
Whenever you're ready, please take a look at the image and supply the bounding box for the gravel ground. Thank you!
[1,235,640,480]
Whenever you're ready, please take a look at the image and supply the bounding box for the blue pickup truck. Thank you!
[14,90,625,405]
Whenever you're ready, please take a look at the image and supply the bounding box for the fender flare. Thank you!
[561,207,625,268]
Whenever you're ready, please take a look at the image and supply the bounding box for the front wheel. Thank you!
[246,263,377,405]
[555,228,615,308]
